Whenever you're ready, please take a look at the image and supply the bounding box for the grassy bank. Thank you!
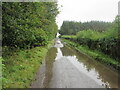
[62,39,120,70]
[2,40,54,88]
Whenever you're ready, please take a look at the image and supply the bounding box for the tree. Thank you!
[2,2,59,48]
[59,21,112,35]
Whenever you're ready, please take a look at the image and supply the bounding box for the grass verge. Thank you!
[2,40,54,88]
[62,39,120,70]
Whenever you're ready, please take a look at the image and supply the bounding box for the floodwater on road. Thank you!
[31,38,120,88]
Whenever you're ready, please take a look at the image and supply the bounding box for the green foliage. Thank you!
[114,15,120,38]
[59,21,112,35]
[59,21,81,35]
[62,34,120,61]
[76,29,118,40]
[61,16,120,61]
[2,2,59,48]
[0,57,3,89]
[63,39,120,70]
[61,35,77,39]
[2,41,54,88]
[2,2,59,88]
[77,30,101,40]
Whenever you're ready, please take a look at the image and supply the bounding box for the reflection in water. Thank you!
[61,45,120,88]
[43,47,57,88]
[55,48,63,60]
[65,55,109,87]
[44,39,119,88]
[61,46,74,56]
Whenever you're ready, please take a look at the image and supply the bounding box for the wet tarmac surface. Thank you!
[31,38,120,88]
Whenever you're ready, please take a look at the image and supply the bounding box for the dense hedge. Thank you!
[2,2,59,48]
[76,38,120,61]
[61,16,120,62]
[62,33,120,62]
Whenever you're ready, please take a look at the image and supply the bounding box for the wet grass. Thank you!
[2,41,53,88]
[63,39,120,70]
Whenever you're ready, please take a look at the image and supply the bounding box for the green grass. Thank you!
[0,57,2,89]
[2,41,53,88]
[63,39,120,70]
[61,35,77,39]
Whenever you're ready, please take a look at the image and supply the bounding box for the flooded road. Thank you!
[31,38,120,88]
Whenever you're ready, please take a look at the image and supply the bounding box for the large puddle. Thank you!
[42,38,119,88]
[61,45,119,88]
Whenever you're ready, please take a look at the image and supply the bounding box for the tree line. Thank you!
[59,21,113,35]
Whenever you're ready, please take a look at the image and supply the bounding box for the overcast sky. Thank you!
[56,0,120,29]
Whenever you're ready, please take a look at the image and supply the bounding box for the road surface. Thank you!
[31,38,119,88]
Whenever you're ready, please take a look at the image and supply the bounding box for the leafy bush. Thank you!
[2,2,59,48]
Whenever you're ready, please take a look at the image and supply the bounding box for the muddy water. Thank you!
[31,38,120,88]
[60,45,120,88]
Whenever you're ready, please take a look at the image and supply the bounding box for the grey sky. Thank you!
[56,0,120,29]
